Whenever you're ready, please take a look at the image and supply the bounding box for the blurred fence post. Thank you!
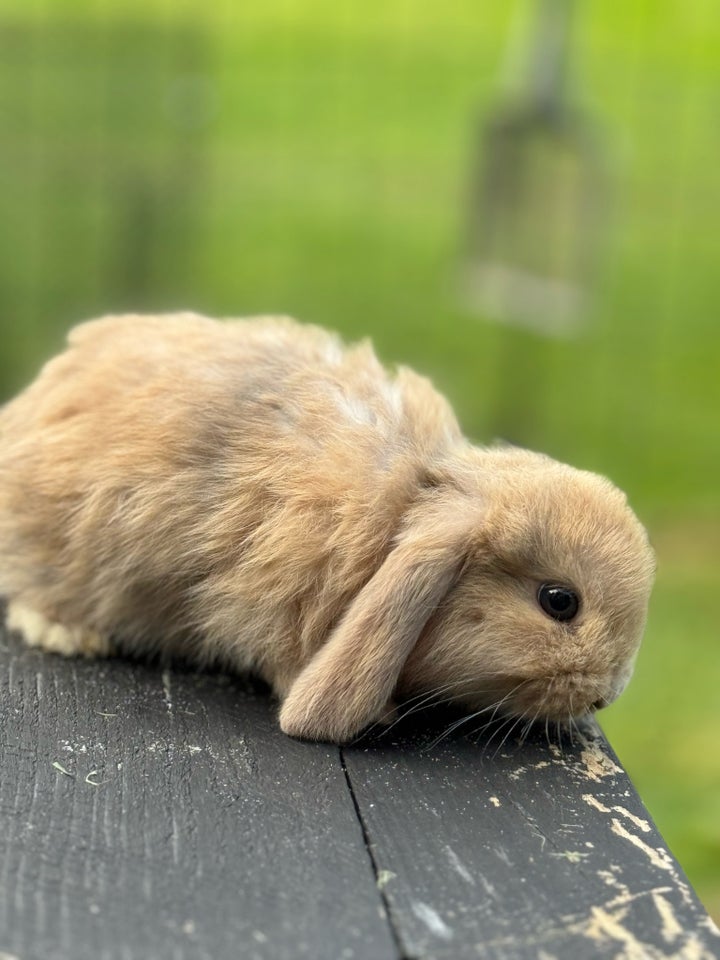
[462,0,606,444]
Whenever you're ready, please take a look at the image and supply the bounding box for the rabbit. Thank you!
[0,312,655,743]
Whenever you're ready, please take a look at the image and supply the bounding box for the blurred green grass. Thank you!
[1,0,718,918]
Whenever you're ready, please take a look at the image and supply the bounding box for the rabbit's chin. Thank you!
[438,669,632,727]
[492,670,631,724]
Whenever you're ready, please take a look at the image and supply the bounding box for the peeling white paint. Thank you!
[561,881,720,959]
[581,795,651,833]
[579,742,623,782]
[477,887,717,958]
[610,819,675,873]
[473,883,718,959]
[653,891,684,943]
[700,915,720,938]
[597,868,631,898]
[550,850,590,864]
[583,903,656,959]
[577,899,715,958]
[411,902,454,941]
[678,933,720,959]
[612,806,652,834]
[509,766,527,781]
[603,886,673,913]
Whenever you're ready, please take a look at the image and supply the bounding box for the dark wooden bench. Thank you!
[0,615,717,960]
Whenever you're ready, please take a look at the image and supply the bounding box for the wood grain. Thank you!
[0,625,396,960]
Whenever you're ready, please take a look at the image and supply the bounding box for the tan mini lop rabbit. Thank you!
[0,313,655,742]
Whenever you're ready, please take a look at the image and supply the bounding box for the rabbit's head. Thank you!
[279,446,655,743]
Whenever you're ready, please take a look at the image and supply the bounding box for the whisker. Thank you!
[571,714,584,742]
[425,678,533,752]
[360,677,477,739]
[567,695,576,748]
[519,706,541,745]
[399,678,471,710]
[466,678,536,745]
[397,678,479,717]
[492,711,529,759]
[482,713,517,755]
[425,697,513,751]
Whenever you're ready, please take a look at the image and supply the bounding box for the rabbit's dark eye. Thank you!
[537,584,579,622]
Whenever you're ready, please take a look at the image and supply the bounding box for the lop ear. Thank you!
[279,512,471,743]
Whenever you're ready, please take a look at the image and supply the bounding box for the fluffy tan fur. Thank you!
[0,313,655,742]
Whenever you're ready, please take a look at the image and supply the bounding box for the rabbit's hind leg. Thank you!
[5,601,112,658]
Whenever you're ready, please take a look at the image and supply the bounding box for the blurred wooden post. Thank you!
[462,0,606,444]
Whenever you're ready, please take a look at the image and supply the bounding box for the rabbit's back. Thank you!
[0,314,461,687]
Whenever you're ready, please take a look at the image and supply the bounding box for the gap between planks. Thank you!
[339,747,410,960]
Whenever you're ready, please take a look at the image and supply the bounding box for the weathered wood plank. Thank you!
[3,608,718,960]
[0,625,397,960]
[343,714,720,960]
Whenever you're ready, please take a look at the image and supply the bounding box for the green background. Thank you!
[1,0,718,919]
